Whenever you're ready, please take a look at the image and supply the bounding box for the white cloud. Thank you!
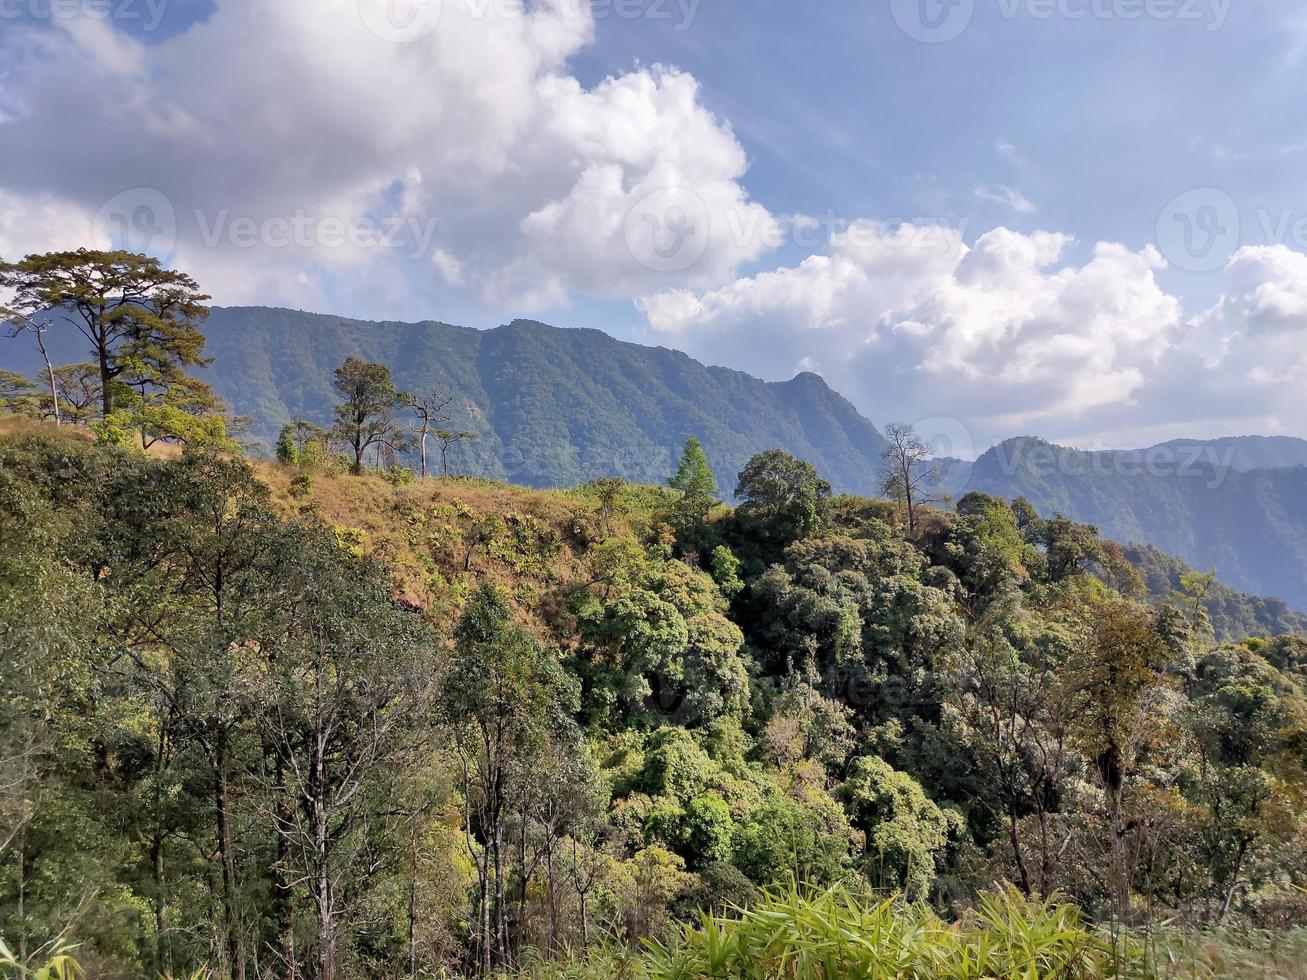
[0,192,102,259]
[1197,245,1307,338]
[639,223,1201,446]
[0,0,776,315]
[995,140,1026,167]
[431,250,466,287]
[975,184,1037,214]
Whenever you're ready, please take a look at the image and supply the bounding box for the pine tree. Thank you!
[0,249,211,417]
[668,438,719,521]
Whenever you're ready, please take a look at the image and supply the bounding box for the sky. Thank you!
[1,0,1306,456]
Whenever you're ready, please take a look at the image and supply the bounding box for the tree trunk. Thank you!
[1007,808,1033,897]
[214,735,246,980]
[493,823,508,968]
[32,327,61,425]
[273,754,298,979]
[313,724,334,980]
[1216,842,1248,924]
[904,463,916,535]
[151,833,167,973]
[408,826,418,978]
[98,340,113,416]
[479,857,492,976]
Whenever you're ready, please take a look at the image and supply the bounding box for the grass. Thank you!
[512,884,1143,979]
[512,886,1307,979]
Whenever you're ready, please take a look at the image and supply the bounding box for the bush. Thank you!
[513,884,1145,978]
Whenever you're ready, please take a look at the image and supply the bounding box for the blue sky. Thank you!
[569,0,1305,320]
[1,0,1306,451]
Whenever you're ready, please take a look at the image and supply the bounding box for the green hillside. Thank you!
[192,307,890,494]
[3,306,889,493]
[965,437,1307,610]
[5,422,1306,979]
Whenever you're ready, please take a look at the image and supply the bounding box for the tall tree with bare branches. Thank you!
[880,422,940,536]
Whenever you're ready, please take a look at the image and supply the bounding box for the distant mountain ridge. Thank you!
[182,307,892,494]
[960,436,1307,610]
[1137,436,1307,472]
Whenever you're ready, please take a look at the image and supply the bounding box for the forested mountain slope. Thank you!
[1136,435,1307,471]
[185,307,891,493]
[8,304,1307,612]
[963,436,1307,609]
[5,421,1307,978]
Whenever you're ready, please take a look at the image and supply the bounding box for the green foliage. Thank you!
[0,371,37,416]
[574,543,748,727]
[639,883,1138,979]
[680,795,734,867]
[0,938,84,979]
[708,546,743,599]
[668,438,719,505]
[840,756,952,900]
[4,423,1307,979]
[667,439,720,550]
[733,449,831,546]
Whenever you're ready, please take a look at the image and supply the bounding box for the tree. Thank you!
[1,315,59,425]
[880,422,939,537]
[839,756,952,900]
[441,586,579,973]
[402,388,455,479]
[100,453,280,980]
[668,439,719,518]
[1172,569,1217,640]
[734,450,831,544]
[46,364,102,426]
[1179,645,1305,923]
[574,542,749,727]
[330,358,403,476]
[1065,601,1173,923]
[0,371,36,416]
[432,429,475,479]
[253,523,439,980]
[945,616,1082,898]
[119,370,231,450]
[276,419,330,469]
[0,249,211,416]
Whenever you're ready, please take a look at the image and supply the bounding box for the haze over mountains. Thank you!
[8,305,1307,611]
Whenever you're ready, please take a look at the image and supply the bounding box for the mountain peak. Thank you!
[174,307,889,495]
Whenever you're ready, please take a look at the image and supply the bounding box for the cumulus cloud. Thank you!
[0,192,101,259]
[0,0,776,314]
[4,1,1307,448]
[638,222,1216,449]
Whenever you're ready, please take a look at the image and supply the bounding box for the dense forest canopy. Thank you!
[4,419,1307,977]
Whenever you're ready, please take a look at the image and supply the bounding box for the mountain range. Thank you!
[956,436,1307,609]
[5,305,1307,613]
[7,306,890,495]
